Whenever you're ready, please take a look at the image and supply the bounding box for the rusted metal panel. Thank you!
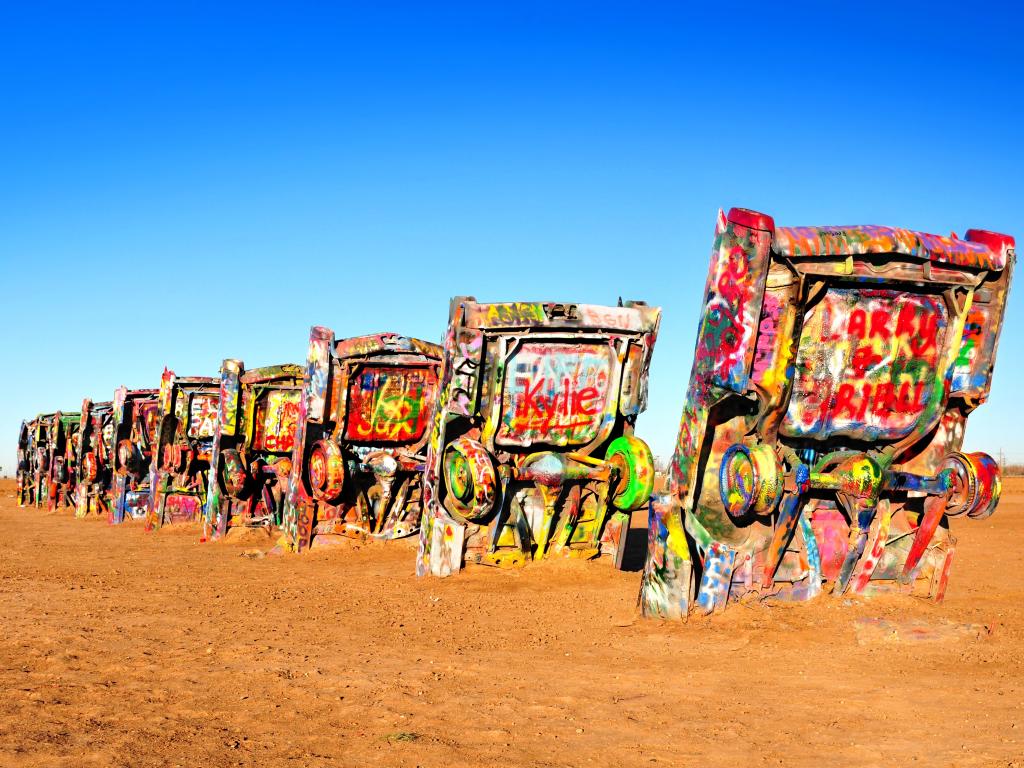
[146,369,220,530]
[203,361,304,539]
[640,208,1014,619]
[418,297,661,577]
[281,329,443,552]
[109,387,160,525]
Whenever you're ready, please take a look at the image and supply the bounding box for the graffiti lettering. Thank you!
[345,366,438,443]
[498,343,611,446]
[830,381,928,421]
[825,303,939,354]
[518,377,600,421]
[782,289,947,440]
[482,302,545,326]
[578,305,641,331]
[188,395,218,439]
[254,390,301,453]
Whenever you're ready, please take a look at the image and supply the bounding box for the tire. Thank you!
[606,435,655,512]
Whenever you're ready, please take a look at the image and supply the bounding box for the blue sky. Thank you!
[1,2,1022,474]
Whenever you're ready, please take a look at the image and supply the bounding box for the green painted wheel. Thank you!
[447,451,471,502]
[443,437,497,522]
[607,435,655,511]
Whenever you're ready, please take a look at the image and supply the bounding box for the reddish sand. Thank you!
[1,477,1022,767]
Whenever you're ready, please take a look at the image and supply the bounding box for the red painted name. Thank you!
[515,377,601,421]
[830,380,928,421]
[823,304,939,355]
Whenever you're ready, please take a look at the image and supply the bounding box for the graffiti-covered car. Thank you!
[417,297,661,576]
[17,416,50,507]
[282,328,442,551]
[204,361,304,538]
[147,369,220,530]
[110,387,160,524]
[16,418,37,506]
[640,208,1015,618]
[44,411,81,511]
[75,399,115,518]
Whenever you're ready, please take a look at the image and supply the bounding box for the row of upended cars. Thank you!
[14,208,1017,617]
[18,300,662,575]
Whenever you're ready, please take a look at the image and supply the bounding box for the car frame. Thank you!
[282,327,443,551]
[43,411,81,511]
[147,369,220,530]
[109,387,160,524]
[17,416,51,507]
[417,296,661,576]
[639,207,1014,617]
[204,361,304,538]
[74,398,116,518]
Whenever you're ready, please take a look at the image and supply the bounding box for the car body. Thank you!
[74,399,115,518]
[282,328,443,551]
[109,387,160,524]
[417,297,661,576]
[639,208,1015,617]
[17,415,53,507]
[204,361,304,538]
[16,418,37,506]
[42,411,81,511]
[146,369,220,530]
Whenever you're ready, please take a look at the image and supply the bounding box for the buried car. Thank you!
[75,398,115,518]
[109,387,160,524]
[17,417,42,507]
[43,411,81,511]
[147,369,220,530]
[204,361,304,539]
[417,297,661,576]
[282,328,442,551]
[639,208,1015,618]
[17,416,52,507]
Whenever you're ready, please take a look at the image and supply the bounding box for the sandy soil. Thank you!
[1,477,1023,768]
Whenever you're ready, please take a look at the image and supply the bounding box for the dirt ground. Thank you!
[1,478,1023,768]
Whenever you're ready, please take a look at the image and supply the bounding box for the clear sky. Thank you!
[2,2,1022,475]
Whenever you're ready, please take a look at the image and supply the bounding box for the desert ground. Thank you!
[1,477,1022,768]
